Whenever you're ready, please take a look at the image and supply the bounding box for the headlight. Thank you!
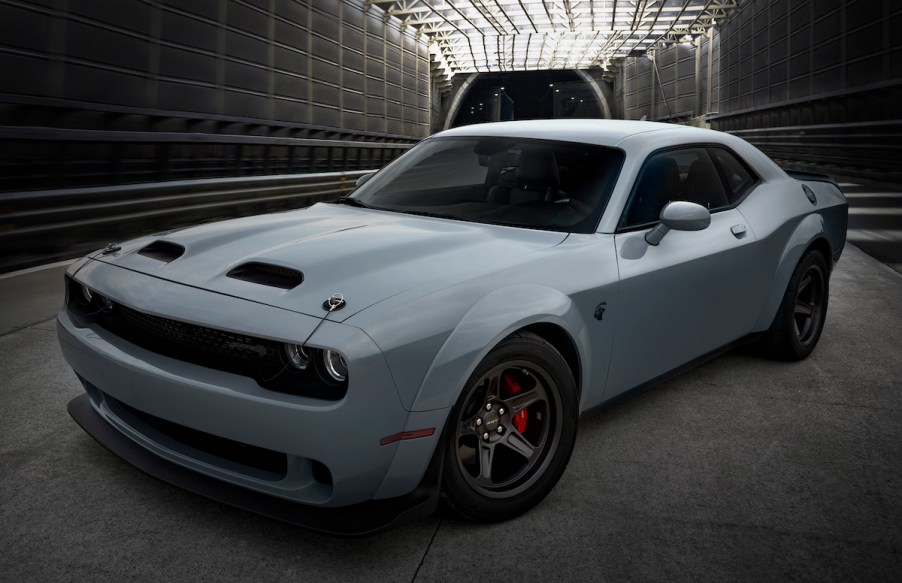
[81,284,93,303]
[322,349,348,382]
[283,344,310,370]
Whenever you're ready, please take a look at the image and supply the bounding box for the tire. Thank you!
[762,249,830,361]
[441,331,578,522]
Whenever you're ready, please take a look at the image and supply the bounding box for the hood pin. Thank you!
[101,242,122,255]
[323,293,346,312]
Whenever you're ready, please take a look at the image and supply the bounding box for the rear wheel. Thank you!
[762,249,829,360]
[441,331,578,522]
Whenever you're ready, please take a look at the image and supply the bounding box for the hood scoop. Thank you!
[138,240,185,263]
[227,262,304,290]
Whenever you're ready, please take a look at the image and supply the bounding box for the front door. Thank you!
[605,146,763,397]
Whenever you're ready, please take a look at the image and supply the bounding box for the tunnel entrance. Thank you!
[448,70,605,129]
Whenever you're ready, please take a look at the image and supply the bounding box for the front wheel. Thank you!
[762,249,830,361]
[441,331,578,522]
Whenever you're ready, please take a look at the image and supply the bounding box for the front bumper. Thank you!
[68,393,441,536]
[58,262,449,521]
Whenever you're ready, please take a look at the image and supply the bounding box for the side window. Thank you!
[620,147,729,229]
[711,148,757,204]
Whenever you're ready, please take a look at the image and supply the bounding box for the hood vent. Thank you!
[227,262,304,290]
[138,241,185,263]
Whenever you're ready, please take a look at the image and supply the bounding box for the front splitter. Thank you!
[67,393,441,536]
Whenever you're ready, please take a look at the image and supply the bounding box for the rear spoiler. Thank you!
[785,170,839,187]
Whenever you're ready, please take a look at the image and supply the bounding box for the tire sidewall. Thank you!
[774,250,830,360]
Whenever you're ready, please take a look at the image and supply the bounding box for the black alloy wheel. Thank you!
[792,262,826,347]
[763,249,830,361]
[442,331,578,522]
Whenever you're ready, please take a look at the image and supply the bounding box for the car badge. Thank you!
[323,293,346,312]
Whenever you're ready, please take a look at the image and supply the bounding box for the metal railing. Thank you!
[0,126,413,192]
[727,120,902,184]
[0,171,375,273]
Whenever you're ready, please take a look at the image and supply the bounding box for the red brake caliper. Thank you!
[502,373,529,434]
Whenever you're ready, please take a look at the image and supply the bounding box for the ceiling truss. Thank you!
[368,0,738,81]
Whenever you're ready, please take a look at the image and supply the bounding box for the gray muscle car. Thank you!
[59,119,848,534]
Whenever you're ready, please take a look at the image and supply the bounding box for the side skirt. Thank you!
[581,332,765,419]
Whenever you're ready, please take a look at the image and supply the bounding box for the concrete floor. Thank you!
[1,245,901,581]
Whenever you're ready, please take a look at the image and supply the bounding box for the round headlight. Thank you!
[322,349,348,382]
[81,284,93,303]
[283,344,310,370]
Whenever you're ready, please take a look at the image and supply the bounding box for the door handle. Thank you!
[731,224,747,239]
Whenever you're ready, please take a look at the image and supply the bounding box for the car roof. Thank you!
[434,119,729,148]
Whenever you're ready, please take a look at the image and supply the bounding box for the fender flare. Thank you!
[753,213,831,331]
[409,284,587,412]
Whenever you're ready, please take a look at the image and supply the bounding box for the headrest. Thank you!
[515,147,559,189]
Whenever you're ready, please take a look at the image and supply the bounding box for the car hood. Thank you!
[95,203,568,321]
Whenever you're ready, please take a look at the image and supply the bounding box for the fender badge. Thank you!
[323,293,346,312]
[594,301,607,321]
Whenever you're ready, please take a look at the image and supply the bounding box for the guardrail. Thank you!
[0,126,413,192]
[726,120,902,184]
[0,171,374,273]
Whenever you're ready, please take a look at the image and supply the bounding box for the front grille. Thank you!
[66,275,347,400]
[113,303,282,366]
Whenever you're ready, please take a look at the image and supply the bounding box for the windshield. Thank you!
[347,136,624,234]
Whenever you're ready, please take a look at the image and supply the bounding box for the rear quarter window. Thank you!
[710,148,758,204]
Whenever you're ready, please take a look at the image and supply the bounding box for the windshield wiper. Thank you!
[332,196,373,208]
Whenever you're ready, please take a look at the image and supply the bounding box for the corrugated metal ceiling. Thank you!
[370,0,738,79]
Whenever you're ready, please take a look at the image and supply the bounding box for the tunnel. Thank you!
[1,1,899,275]
[445,69,610,128]
[1,0,902,577]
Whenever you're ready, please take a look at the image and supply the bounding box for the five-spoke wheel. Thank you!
[792,262,826,347]
[763,248,830,360]
[442,331,578,522]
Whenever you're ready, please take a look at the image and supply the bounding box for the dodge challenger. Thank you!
[58,119,848,535]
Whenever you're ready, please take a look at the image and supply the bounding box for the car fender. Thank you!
[753,212,828,331]
[409,283,587,413]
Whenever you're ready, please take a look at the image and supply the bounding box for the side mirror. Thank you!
[355,171,376,188]
[645,201,711,246]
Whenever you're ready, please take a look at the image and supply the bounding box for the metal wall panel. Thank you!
[0,0,431,138]
[620,33,716,121]
[716,0,900,119]
[711,0,901,181]
[620,0,898,131]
